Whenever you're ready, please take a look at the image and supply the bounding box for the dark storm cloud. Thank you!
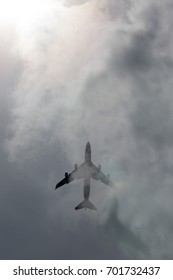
[0,0,173,260]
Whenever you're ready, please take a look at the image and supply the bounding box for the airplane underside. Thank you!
[55,142,115,210]
[75,177,97,210]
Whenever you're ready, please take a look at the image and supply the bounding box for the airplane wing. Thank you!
[90,163,115,188]
[55,163,85,189]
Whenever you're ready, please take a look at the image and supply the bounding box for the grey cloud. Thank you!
[120,29,156,72]
[0,25,23,136]
[76,0,173,259]
[97,0,133,21]
[120,2,173,258]
[0,0,173,260]
[64,0,89,6]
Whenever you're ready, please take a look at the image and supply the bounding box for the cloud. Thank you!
[64,0,89,6]
[0,0,173,259]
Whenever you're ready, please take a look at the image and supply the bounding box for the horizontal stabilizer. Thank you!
[75,199,97,210]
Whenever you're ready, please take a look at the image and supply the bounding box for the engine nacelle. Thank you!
[65,172,68,178]
[98,164,101,171]
[74,163,78,170]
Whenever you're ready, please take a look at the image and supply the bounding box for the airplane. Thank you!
[55,142,115,210]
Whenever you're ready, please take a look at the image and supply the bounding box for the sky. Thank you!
[0,0,173,259]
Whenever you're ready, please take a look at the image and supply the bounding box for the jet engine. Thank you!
[74,163,78,170]
[98,164,101,171]
[65,172,68,178]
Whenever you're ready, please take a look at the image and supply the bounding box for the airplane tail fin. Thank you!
[75,199,97,210]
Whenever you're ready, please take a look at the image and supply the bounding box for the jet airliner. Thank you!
[55,142,115,210]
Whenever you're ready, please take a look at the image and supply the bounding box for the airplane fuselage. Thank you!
[85,141,91,163]
[84,177,90,200]
[84,142,91,201]
[55,141,113,210]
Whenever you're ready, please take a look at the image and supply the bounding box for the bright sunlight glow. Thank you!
[0,0,57,34]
